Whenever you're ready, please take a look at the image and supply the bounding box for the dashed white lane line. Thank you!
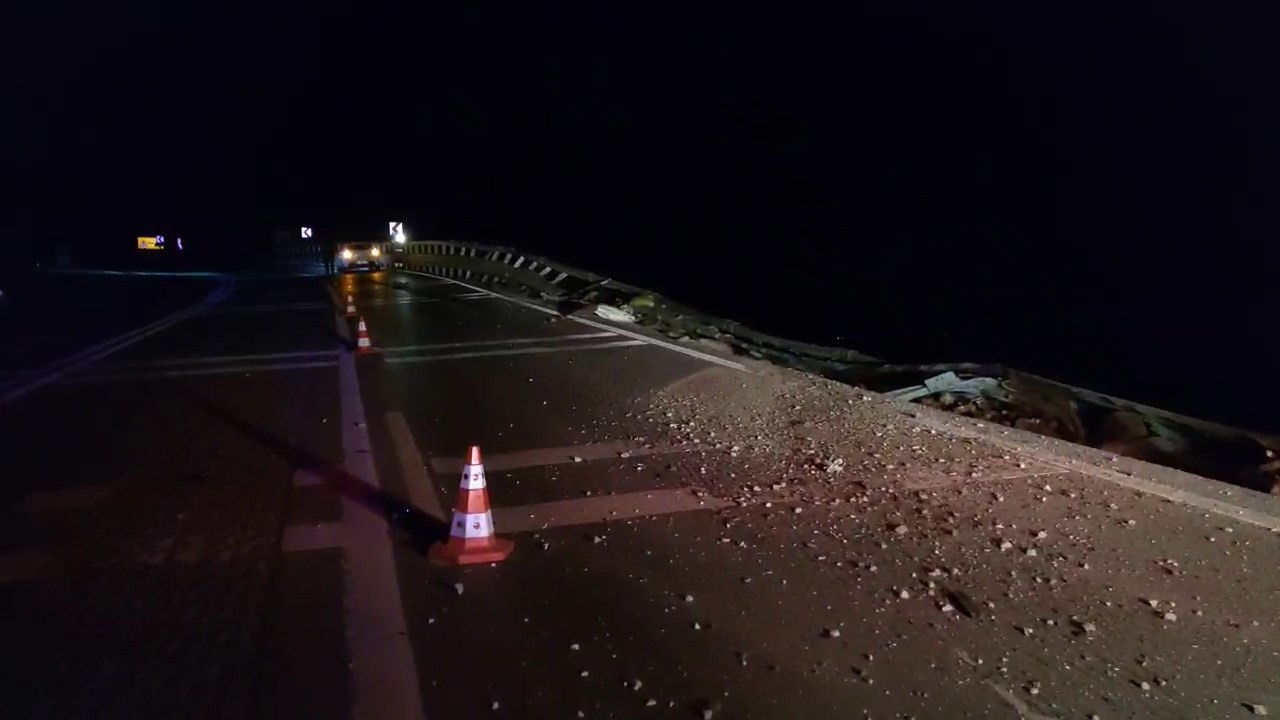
[431,440,691,475]
[384,339,644,365]
[381,332,616,355]
[493,489,733,533]
[67,333,617,380]
[105,348,338,369]
[568,315,749,372]
[0,273,235,406]
[67,360,338,384]
[386,411,447,522]
[397,270,749,371]
[214,295,492,313]
[334,313,426,720]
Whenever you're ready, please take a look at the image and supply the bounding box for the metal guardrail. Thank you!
[388,240,601,295]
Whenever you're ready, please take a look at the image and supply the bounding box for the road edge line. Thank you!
[912,411,1280,533]
[0,273,236,405]
[397,270,748,371]
[335,312,426,720]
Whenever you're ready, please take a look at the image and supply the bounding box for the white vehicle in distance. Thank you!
[337,243,384,272]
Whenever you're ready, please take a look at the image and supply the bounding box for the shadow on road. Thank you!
[182,390,450,553]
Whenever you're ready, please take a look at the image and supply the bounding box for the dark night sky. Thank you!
[3,3,1278,426]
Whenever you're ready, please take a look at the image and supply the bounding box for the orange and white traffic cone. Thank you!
[355,316,378,354]
[429,446,514,566]
[345,294,357,317]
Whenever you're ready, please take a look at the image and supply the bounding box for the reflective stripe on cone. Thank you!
[429,445,514,565]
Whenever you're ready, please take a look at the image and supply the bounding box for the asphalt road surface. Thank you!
[0,269,220,383]
[0,269,1277,719]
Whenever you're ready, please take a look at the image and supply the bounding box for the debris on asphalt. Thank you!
[1244,703,1269,716]
[944,589,979,618]
[453,582,465,596]
[1071,618,1097,636]
[594,304,637,323]
[822,628,841,639]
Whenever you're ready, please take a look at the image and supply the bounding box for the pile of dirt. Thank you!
[645,364,1037,507]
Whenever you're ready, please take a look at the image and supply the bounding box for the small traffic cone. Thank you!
[355,316,378,354]
[345,294,357,317]
[429,446,514,566]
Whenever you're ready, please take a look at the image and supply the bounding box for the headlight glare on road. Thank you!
[342,249,354,260]
[371,247,381,257]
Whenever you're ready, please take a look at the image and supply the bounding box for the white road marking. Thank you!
[493,488,733,533]
[157,360,338,377]
[899,466,1068,491]
[17,485,113,513]
[0,273,235,406]
[335,312,426,720]
[387,411,447,521]
[69,360,338,384]
[339,295,494,310]
[106,348,338,369]
[368,295,489,306]
[431,440,691,475]
[280,522,344,552]
[914,412,1280,532]
[382,332,616,354]
[568,315,749,371]
[398,270,748,371]
[385,339,644,364]
[0,551,60,584]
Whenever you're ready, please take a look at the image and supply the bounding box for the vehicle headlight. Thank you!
[371,247,381,257]
[341,249,354,260]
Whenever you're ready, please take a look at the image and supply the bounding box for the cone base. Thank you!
[356,345,380,355]
[345,310,357,317]
[428,536,514,566]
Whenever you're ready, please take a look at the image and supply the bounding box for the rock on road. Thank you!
[0,269,1276,719]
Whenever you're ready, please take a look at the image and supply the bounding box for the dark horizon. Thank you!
[5,3,1280,428]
